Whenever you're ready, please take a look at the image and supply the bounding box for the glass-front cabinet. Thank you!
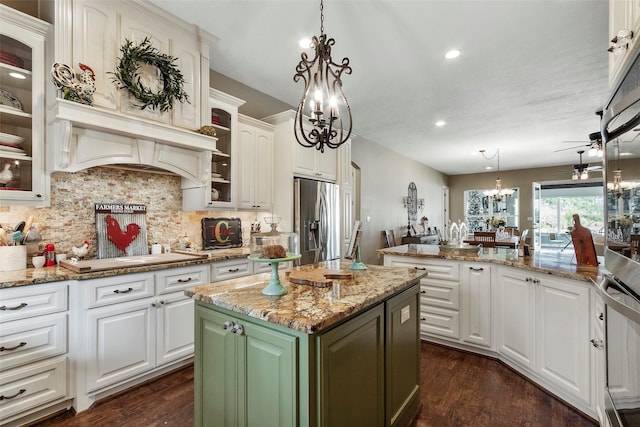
[0,6,51,206]
[464,189,520,232]
[182,88,245,210]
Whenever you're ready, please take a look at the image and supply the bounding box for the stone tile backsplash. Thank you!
[0,167,259,258]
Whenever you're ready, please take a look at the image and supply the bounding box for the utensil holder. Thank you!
[0,245,27,271]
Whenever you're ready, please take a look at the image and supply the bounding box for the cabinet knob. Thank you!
[532,278,540,285]
[233,324,244,336]
[420,317,426,321]
[36,193,42,198]
[420,290,426,294]
[525,277,532,282]
[599,313,604,321]
[590,338,604,349]
[223,321,234,330]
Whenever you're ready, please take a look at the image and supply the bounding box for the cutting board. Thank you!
[59,252,207,273]
[286,268,353,288]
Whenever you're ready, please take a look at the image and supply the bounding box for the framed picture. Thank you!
[384,229,396,248]
[345,220,362,259]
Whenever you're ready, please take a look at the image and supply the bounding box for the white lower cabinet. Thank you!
[460,263,492,348]
[496,266,592,414]
[382,254,600,420]
[0,282,69,426]
[72,264,209,412]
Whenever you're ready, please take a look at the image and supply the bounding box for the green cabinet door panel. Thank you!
[245,321,298,427]
[195,305,299,427]
[386,286,421,427]
[318,304,385,427]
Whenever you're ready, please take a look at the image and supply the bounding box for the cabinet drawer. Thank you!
[0,313,67,371]
[0,282,68,323]
[420,307,459,340]
[156,264,210,295]
[85,273,155,308]
[211,258,252,281]
[420,279,460,310]
[0,355,67,420]
[384,257,459,281]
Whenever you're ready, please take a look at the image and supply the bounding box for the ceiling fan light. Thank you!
[580,170,589,180]
[572,171,579,180]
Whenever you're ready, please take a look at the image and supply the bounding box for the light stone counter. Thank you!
[0,247,250,288]
[377,244,602,283]
[185,260,427,334]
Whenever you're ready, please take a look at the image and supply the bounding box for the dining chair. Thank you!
[628,234,639,258]
[474,231,496,248]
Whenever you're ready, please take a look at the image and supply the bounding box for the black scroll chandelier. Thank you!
[293,0,352,152]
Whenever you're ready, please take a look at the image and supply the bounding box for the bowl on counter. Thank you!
[32,255,45,268]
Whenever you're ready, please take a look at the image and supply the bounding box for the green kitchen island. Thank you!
[185,260,427,427]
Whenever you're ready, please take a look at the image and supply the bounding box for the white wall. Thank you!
[351,137,448,265]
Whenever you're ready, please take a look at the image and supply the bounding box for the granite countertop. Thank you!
[377,244,602,283]
[185,260,427,334]
[0,247,250,289]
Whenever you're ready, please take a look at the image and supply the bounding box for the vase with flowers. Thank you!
[486,216,506,231]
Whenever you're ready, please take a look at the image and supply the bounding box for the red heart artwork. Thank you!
[105,215,141,253]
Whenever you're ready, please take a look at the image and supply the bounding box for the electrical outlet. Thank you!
[400,305,410,324]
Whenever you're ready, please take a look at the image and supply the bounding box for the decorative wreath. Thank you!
[112,37,189,112]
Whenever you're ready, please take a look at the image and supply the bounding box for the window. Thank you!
[464,189,519,232]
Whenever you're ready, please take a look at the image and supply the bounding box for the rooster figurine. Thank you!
[0,163,12,186]
[51,62,96,105]
[72,240,90,260]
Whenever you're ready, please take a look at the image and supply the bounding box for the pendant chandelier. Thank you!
[480,149,514,202]
[293,0,352,152]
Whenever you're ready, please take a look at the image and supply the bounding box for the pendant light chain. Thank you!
[320,0,324,36]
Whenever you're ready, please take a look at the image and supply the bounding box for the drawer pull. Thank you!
[227,268,240,273]
[469,267,484,271]
[0,389,26,400]
[420,290,426,294]
[177,277,193,283]
[413,267,427,271]
[0,303,28,311]
[0,342,27,352]
[599,313,604,321]
[113,287,133,294]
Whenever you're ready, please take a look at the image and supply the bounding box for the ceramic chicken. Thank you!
[0,163,13,186]
[72,240,90,259]
[51,62,96,105]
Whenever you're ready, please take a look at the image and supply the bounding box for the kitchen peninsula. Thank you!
[378,244,602,420]
[185,261,426,427]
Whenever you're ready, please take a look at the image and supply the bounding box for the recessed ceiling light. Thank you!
[299,38,312,49]
[445,50,460,59]
[435,120,446,127]
[485,166,493,170]
[620,152,632,156]
[9,72,25,79]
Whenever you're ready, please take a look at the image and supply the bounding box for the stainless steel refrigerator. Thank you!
[294,177,341,265]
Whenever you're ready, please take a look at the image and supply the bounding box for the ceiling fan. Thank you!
[554,131,603,157]
[570,150,602,180]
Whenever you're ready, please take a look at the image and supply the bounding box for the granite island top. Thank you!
[0,247,250,289]
[377,244,603,283]
[185,260,427,334]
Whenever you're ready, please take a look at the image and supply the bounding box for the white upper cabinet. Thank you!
[238,114,274,210]
[0,5,52,206]
[608,0,640,86]
[48,0,214,182]
[182,89,245,210]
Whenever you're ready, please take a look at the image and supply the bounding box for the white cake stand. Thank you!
[248,253,302,296]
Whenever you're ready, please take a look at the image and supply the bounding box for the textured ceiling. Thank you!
[150,0,614,175]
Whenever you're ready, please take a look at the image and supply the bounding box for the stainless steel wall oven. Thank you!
[601,37,640,427]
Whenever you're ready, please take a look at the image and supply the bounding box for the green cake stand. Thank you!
[248,253,302,296]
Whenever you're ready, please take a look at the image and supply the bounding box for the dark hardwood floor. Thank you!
[34,341,596,427]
